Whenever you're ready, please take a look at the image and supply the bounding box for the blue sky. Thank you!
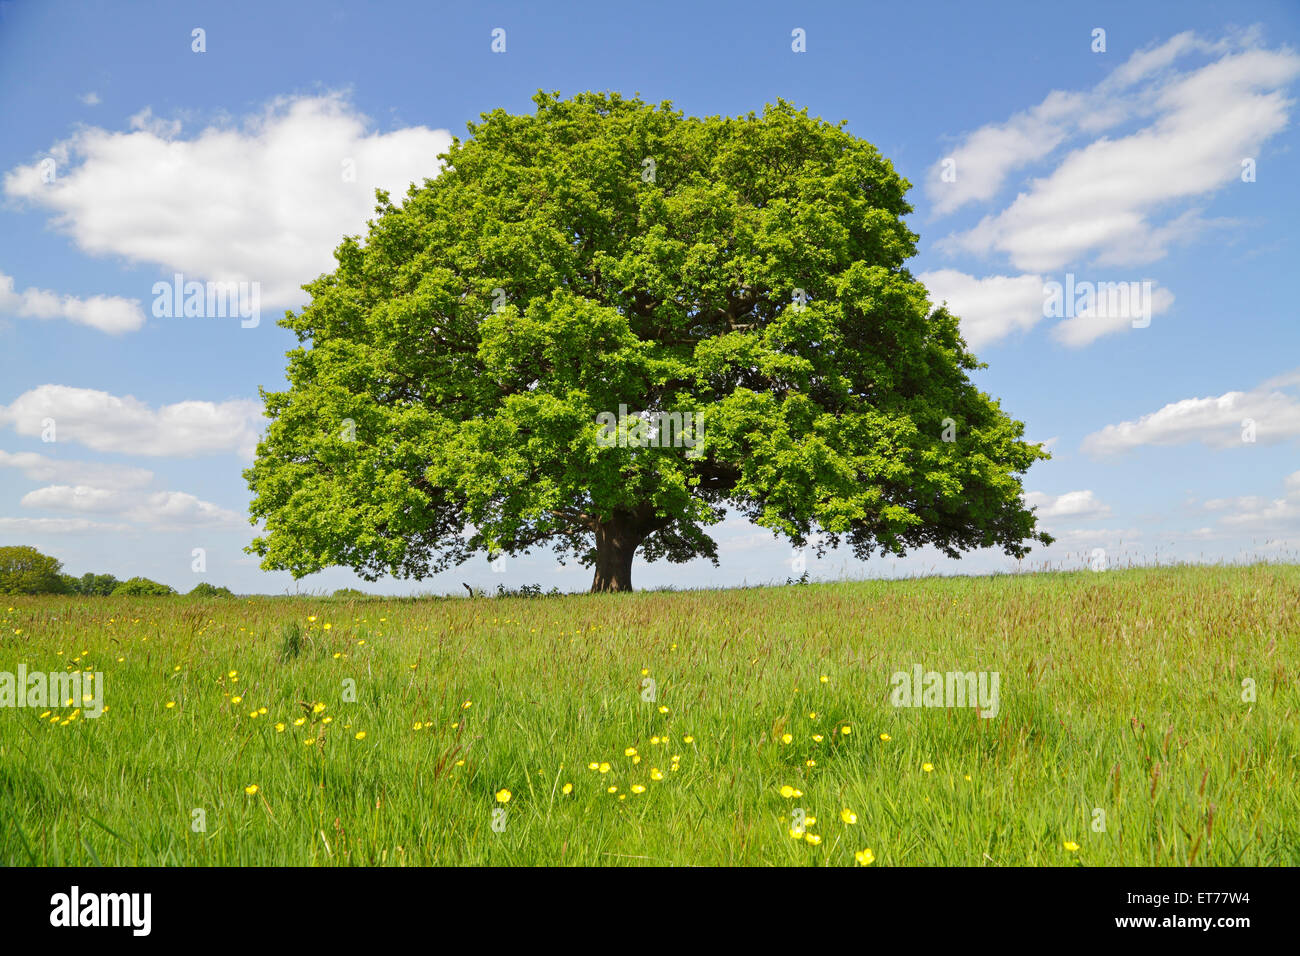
[1,0,1298,594]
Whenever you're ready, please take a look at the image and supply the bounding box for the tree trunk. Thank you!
[590,517,641,593]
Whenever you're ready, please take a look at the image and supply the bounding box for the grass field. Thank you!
[2,563,1297,866]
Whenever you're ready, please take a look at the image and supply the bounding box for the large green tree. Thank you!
[246,92,1051,592]
[0,546,69,595]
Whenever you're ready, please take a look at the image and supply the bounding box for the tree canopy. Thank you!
[246,91,1051,592]
[110,577,176,597]
[0,545,68,595]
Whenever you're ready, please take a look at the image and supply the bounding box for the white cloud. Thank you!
[1025,489,1112,519]
[21,484,122,513]
[4,93,453,308]
[918,269,1045,349]
[920,269,1171,350]
[20,484,244,531]
[925,32,1231,216]
[1047,527,1142,547]
[125,491,245,529]
[1050,281,1175,346]
[934,34,1300,271]
[0,385,263,458]
[0,516,128,534]
[0,450,154,490]
[1213,470,1300,532]
[0,271,145,334]
[78,92,101,106]
[926,91,1082,216]
[1082,369,1300,454]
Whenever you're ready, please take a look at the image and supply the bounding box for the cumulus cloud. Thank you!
[0,449,153,490]
[1025,489,1112,520]
[919,269,1046,349]
[21,484,122,513]
[4,93,453,308]
[1050,280,1175,346]
[1082,369,1300,454]
[0,385,264,458]
[128,490,244,529]
[19,484,244,531]
[1048,527,1141,546]
[921,269,1173,349]
[0,270,145,334]
[0,516,129,534]
[925,31,1229,216]
[926,90,1084,217]
[932,32,1300,271]
[1211,470,1300,532]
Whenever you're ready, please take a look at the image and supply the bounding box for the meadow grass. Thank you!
[2,563,1297,866]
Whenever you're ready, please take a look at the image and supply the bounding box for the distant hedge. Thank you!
[189,582,236,598]
[110,577,177,596]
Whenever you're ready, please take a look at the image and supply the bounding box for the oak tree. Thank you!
[246,92,1051,592]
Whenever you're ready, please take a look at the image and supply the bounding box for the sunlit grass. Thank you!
[1,562,1297,865]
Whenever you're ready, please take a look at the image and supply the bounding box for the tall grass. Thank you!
[1,563,1296,865]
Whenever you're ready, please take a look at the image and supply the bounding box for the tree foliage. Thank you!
[188,582,235,598]
[110,577,176,597]
[61,572,122,596]
[0,546,68,595]
[247,91,1051,591]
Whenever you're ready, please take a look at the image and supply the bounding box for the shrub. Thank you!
[189,582,235,598]
[110,577,177,596]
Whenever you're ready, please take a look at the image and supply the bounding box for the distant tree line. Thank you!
[0,545,235,597]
